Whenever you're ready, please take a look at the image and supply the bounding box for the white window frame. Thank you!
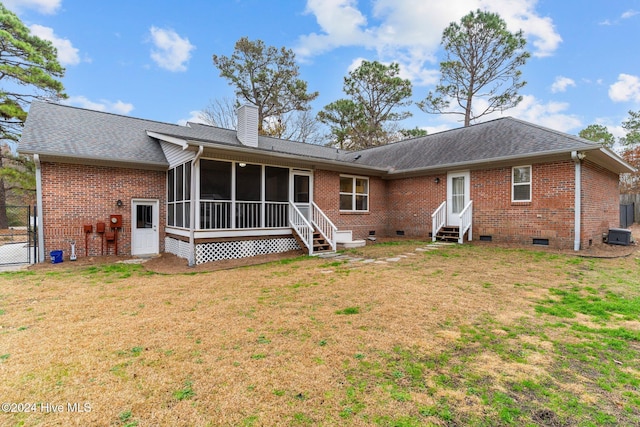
[512,165,531,202]
[339,175,369,212]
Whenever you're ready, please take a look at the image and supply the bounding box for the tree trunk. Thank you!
[0,178,8,229]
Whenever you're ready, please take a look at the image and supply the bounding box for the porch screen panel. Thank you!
[265,167,289,202]
[167,162,191,228]
[265,166,289,228]
[236,164,261,228]
[200,160,231,199]
[167,168,175,226]
[200,160,232,229]
[452,176,465,214]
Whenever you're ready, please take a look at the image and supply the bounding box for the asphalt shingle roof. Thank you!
[19,102,345,165]
[340,117,601,170]
[20,101,623,174]
[20,101,174,165]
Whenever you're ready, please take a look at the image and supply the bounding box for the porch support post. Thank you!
[188,145,204,266]
[571,151,583,251]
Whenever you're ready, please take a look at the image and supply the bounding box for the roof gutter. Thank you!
[17,150,169,170]
[384,147,603,177]
[188,145,204,267]
[571,151,585,251]
[33,154,45,262]
[180,140,391,175]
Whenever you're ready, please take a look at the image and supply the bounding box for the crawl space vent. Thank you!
[532,238,549,246]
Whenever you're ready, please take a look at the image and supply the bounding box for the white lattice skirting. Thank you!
[165,237,192,260]
[165,236,301,264]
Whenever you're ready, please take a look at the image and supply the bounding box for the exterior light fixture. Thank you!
[434,177,440,184]
[238,162,247,167]
[116,199,123,207]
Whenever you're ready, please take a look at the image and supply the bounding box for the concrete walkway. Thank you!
[0,242,33,272]
[316,241,454,271]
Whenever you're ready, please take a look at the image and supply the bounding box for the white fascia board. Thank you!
[597,147,636,173]
[146,131,189,150]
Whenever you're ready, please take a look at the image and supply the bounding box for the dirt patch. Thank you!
[141,249,306,274]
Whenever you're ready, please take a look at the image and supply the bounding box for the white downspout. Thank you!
[33,154,45,262]
[571,151,583,251]
[188,145,204,266]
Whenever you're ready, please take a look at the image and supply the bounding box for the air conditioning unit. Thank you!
[607,228,632,246]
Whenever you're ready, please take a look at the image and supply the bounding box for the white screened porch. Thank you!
[165,158,337,262]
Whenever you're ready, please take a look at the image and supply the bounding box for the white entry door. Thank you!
[131,199,159,256]
[447,171,470,226]
[291,171,312,220]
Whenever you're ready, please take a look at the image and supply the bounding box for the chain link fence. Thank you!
[0,205,37,265]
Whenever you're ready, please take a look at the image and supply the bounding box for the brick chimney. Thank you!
[236,104,259,147]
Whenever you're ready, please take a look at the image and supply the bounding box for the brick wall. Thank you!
[313,169,388,239]
[472,161,577,249]
[386,175,446,238]
[581,160,620,247]
[312,160,618,250]
[40,162,166,259]
[39,159,619,260]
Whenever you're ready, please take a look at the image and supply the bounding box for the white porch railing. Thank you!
[236,201,261,228]
[200,201,289,229]
[200,200,232,229]
[458,200,473,244]
[431,201,446,242]
[311,202,337,251]
[289,202,314,254]
[265,202,289,228]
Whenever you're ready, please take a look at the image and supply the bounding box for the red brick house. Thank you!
[18,102,634,264]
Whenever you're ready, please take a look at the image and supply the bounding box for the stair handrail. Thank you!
[431,201,446,242]
[458,200,473,244]
[289,202,314,255]
[311,202,337,251]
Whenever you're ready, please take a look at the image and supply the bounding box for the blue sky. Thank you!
[6,0,640,143]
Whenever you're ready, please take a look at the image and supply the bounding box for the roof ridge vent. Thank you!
[237,104,259,147]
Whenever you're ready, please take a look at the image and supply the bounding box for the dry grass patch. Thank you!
[0,243,638,426]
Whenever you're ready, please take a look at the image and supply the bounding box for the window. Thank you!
[167,162,191,228]
[451,176,465,213]
[340,176,369,211]
[512,165,531,202]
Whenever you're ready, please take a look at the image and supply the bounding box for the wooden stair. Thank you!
[435,226,460,242]
[292,227,334,254]
[313,230,332,253]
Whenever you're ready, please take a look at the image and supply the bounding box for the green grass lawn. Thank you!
[0,243,638,426]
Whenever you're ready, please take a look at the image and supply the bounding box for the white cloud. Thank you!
[29,24,81,66]
[424,124,455,135]
[64,96,134,115]
[599,9,638,26]
[296,0,562,84]
[501,94,582,132]
[177,111,209,126]
[2,0,60,14]
[609,74,640,103]
[149,26,195,72]
[550,76,576,93]
[490,0,561,58]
